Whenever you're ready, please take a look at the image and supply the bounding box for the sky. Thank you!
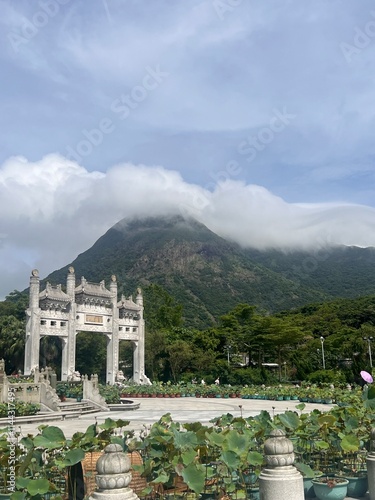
[1,0,375,298]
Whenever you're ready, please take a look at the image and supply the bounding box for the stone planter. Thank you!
[247,486,260,500]
[303,477,318,499]
[312,478,348,500]
[343,474,368,498]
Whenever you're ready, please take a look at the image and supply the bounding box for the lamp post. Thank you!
[363,336,373,368]
[320,336,326,369]
[226,345,231,366]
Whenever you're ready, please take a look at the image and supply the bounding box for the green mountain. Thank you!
[44,216,328,327]
[244,245,375,299]
[43,215,375,327]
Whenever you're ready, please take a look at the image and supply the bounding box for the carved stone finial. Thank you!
[68,266,75,274]
[264,429,295,466]
[31,269,39,277]
[90,444,138,499]
[111,275,116,282]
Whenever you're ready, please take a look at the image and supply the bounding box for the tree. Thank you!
[0,315,25,373]
[143,284,184,331]
[143,285,185,381]
[145,329,168,381]
[218,304,262,366]
[259,316,306,380]
[166,340,194,383]
[0,290,27,321]
[75,332,107,382]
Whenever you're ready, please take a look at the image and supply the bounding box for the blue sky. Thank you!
[1,0,375,297]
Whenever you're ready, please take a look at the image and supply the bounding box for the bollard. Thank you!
[259,429,304,500]
[89,443,139,500]
[367,428,375,500]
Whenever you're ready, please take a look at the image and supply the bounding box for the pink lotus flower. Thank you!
[360,370,373,383]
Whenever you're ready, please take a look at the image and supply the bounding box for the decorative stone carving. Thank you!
[115,370,125,383]
[264,429,295,466]
[68,370,81,382]
[89,444,138,499]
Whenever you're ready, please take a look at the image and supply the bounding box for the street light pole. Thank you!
[226,345,231,366]
[363,337,373,368]
[320,336,326,369]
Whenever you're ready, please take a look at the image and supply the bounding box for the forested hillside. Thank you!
[1,285,374,384]
[246,245,375,299]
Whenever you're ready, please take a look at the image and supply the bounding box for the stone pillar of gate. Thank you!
[135,289,145,383]
[24,270,41,375]
[106,275,119,385]
[60,337,68,381]
[133,341,140,383]
[64,267,76,381]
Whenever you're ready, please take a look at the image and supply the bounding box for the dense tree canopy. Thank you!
[1,286,375,384]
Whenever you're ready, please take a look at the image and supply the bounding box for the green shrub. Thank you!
[228,367,278,386]
[307,369,346,384]
[0,401,39,417]
[99,384,121,403]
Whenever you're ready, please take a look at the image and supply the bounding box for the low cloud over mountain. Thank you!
[1,154,375,298]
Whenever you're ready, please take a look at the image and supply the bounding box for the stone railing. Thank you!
[0,365,60,411]
[39,380,60,411]
[1,367,109,412]
[83,374,109,411]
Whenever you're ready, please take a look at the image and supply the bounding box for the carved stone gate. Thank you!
[24,267,149,384]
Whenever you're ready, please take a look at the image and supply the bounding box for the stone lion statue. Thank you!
[115,370,126,384]
[68,370,81,382]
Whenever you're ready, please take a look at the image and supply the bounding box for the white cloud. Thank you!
[1,154,375,299]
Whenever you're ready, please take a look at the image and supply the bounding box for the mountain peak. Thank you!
[113,214,212,234]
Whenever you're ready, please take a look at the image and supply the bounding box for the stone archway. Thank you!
[24,268,150,384]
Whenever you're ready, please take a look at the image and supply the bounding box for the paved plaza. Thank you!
[17,397,333,438]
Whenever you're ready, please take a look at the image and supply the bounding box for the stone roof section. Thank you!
[117,294,141,311]
[75,277,114,298]
[39,283,71,302]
